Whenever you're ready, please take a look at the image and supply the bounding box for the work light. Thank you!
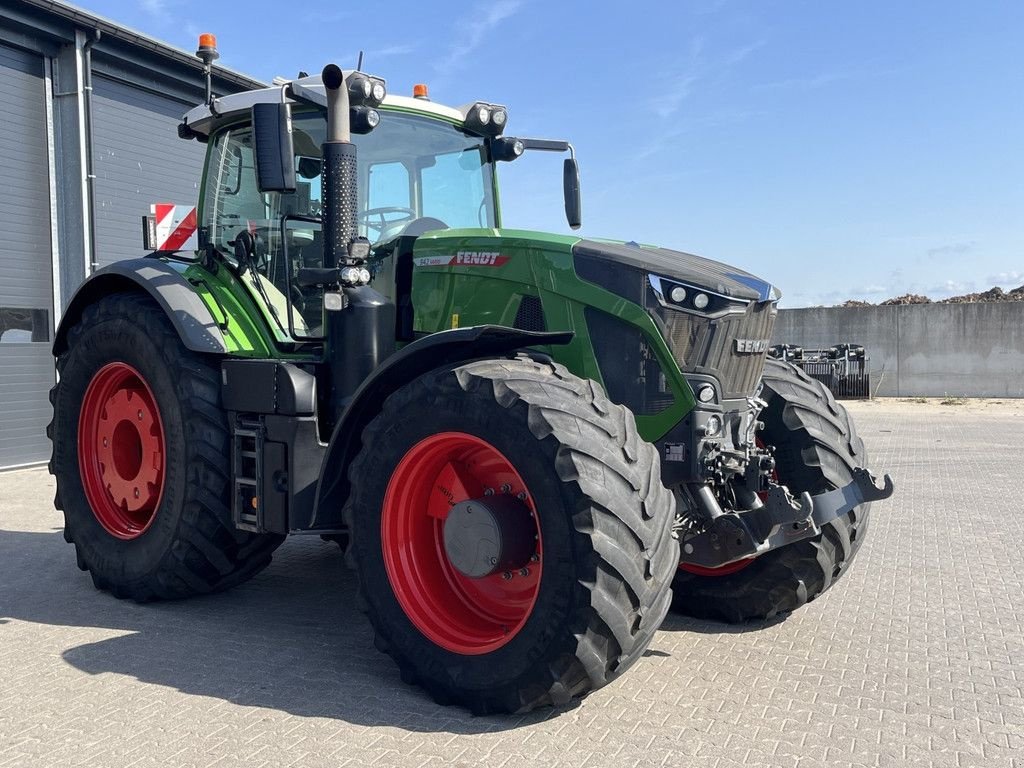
[462,102,509,135]
[350,107,380,134]
[347,74,387,107]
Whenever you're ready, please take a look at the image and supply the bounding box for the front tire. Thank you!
[672,358,871,622]
[344,359,678,714]
[49,293,284,601]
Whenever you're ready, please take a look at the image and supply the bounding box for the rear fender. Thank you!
[307,326,573,531]
[54,259,226,356]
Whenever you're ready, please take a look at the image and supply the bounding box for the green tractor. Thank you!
[48,45,892,714]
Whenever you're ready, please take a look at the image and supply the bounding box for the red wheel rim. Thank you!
[381,432,542,655]
[78,362,166,540]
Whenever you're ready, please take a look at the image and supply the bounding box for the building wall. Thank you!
[773,303,1024,398]
[0,42,55,467]
[0,0,263,469]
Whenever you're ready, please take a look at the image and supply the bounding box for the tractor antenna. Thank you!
[357,50,364,71]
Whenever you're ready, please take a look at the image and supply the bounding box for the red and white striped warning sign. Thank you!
[149,203,198,251]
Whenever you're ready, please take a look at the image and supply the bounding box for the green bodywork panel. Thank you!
[168,259,306,359]
[410,228,697,441]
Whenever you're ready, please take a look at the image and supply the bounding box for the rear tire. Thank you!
[48,293,284,601]
[671,358,871,622]
[344,358,678,714]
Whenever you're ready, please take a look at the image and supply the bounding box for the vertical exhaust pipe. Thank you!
[319,65,395,425]
[321,64,357,270]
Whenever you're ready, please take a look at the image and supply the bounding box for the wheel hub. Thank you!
[443,495,535,579]
[78,362,166,540]
[381,431,542,655]
[95,388,162,512]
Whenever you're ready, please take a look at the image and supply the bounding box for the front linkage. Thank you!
[680,466,893,570]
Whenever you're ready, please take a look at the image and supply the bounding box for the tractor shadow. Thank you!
[0,528,561,733]
[659,612,789,635]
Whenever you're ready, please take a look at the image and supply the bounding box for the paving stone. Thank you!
[1,399,1022,767]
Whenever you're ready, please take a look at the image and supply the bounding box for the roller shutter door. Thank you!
[0,44,54,468]
[91,76,205,266]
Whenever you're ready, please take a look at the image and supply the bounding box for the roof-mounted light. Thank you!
[347,73,387,107]
[461,102,509,136]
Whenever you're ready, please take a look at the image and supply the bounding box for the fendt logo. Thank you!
[413,252,511,268]
[734,339,770,354]
[454,251,509,266]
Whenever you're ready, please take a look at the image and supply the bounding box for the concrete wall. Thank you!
[773,303,1024,397]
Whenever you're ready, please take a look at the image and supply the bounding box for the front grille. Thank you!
[700,302,776,398]
[574,250,776,401]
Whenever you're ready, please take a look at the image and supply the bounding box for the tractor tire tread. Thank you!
[49,291,283,602]
[343,357,677,713]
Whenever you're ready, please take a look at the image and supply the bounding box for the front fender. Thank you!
[54,259,226,356]
[307,325,573,531]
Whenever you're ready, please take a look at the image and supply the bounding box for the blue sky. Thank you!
[82,0,1022,306]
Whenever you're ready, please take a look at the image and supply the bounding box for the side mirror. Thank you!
[251,102,296,193]
[563,157,582,230]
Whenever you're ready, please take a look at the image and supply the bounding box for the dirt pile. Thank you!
[938,285,1024,304]
[842,285,1024,307]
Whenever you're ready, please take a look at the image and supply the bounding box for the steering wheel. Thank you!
[358,206,417,239]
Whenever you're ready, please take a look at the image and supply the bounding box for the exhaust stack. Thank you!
[320,64,358,270]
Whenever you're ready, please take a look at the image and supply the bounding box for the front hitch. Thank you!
[679,468,894,569]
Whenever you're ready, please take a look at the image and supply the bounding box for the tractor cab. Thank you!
[179,73,577,344]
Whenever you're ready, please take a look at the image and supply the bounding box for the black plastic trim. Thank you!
[222,360,317,416]
[53,259,227,356]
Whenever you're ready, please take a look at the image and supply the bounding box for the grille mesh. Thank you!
[513,295,547,332]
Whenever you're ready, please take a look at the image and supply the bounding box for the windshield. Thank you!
[203,110,495,251]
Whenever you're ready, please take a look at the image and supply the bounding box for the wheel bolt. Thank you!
[133,488,140,498]
[530,554,539,563]
[138,410,144,420]
[502,571,513,580]
[519,568,530,577]
[517,491,527,501]
[489,557,497,565]
[102,438,108,447]
[501,483,511,493]
[484,488,494,496]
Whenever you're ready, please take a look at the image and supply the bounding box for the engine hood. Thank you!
[573,239,780,303]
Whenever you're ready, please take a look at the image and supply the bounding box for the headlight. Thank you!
[693,293,709,310]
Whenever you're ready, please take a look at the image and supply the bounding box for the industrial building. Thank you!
[0,0,262,468]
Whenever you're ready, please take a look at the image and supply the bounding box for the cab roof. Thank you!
[181,71,467,138]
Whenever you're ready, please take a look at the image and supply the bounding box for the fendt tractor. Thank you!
[48,37,893,714]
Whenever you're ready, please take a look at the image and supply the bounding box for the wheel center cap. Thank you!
[442,495,536,579]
